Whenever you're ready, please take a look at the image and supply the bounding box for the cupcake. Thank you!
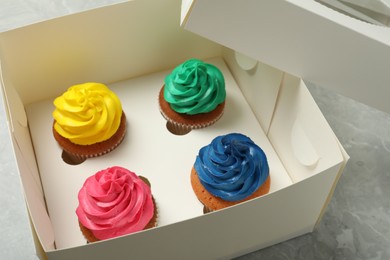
[76,166,157,242]
[191,133,271,212]
[159,59,226,135]
[52,82,126,164]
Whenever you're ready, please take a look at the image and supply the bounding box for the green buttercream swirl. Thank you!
[164,59,226,115]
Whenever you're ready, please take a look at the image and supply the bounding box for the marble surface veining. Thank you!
[1,1,390,259]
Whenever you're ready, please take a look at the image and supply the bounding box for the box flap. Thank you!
[12,141,55,251]
[315,136,349,226]
[1,55,54,251]
[182,0,390,114]
[268,73,345,182]
[0,61,27,131]
[222,48,283,133]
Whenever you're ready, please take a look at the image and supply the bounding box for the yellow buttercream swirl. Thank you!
[53,82,122,145]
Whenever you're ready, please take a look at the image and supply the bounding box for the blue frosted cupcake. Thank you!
[190,133,271,212]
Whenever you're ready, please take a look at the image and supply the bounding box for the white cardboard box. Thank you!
[0,0,350,259]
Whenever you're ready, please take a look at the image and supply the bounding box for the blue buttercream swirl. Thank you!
[194,133,269,201]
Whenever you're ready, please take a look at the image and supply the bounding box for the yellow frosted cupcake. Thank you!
[52,82,126,164]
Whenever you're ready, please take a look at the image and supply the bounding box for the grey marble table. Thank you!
[1,1,389,260]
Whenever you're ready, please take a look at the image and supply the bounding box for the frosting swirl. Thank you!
[194,133,269,201]
[53,82,122,145]
[164,59,226,115]
[76,166,154,240]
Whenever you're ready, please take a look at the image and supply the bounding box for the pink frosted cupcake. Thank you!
[76,166,157,242]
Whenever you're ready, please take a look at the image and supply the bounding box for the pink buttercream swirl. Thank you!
[76,166,154,240]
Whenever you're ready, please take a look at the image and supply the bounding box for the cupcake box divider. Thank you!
[5,0,389,258]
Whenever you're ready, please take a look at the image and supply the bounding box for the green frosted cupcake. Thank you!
[158,59,226,135]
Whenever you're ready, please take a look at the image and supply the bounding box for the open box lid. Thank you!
[181,0,390,114]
